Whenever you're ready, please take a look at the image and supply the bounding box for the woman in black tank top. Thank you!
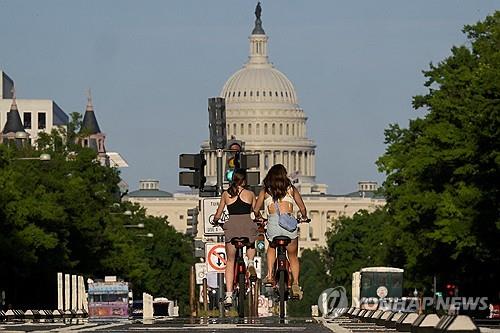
[213,169,257,306]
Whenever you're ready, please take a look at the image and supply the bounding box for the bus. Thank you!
[88,276,130,320]
[352,267,404,309]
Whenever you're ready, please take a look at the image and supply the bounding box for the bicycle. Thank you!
[257,216,310,319]
[211,220,258,318]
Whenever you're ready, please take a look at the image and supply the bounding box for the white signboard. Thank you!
[202,197,228,235]
[243,255,262,279]
[206,243,227,272]
[195,263,207,285]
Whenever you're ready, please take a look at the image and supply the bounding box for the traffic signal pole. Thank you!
[216,148,225,317]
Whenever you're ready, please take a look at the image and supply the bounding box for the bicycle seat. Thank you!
[271,236,291,246]
[230,237,250,247]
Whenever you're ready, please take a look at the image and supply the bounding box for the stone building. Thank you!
[126,5,385,250]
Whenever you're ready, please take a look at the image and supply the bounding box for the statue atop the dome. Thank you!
[252,2,265,35]
[255,2,262,20]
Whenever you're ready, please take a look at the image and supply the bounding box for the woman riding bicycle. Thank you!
[213,169,258,306]
[254,164,308,299]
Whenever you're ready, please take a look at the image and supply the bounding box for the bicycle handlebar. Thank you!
[253,217,311,223]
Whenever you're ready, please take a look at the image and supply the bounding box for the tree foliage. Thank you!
[0,119,193,311]
[376,12,500,296]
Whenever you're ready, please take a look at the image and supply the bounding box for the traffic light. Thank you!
[240,154,260,186]
[186,207,199,237]
[208,97,227,150]
[179,152,206,189]
[445,283,457,297]
[225,139,243,182]
[193,239,205,258]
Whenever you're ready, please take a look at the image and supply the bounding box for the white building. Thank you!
[202,10,325,194]
[127,5,385,250]
[0,71,68,143]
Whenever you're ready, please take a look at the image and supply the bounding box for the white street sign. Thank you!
[195,263,207,285]
[244,255,262,279]
[202,197,228,236]
[206,243,227,272]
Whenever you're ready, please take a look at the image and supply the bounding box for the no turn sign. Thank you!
[206,243,227,272]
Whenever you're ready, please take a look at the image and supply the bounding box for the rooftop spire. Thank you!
[80,88,101,134]
[2,87,25,135]
[252,2,265,35]
[248,2,269,65]
[11,87,18,111]
[86,88,93,112]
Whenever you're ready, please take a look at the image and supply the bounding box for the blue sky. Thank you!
[1,1,498,194]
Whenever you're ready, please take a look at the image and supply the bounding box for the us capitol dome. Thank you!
[202,4,327,194]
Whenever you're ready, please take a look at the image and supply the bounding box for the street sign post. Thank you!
[206,243,227,272]
[202,197,227,236]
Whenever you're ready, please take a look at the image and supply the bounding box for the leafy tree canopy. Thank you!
[376,11,500,296]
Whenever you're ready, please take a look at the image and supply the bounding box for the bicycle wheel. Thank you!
[238,272,245,318]
[278,270,286,319]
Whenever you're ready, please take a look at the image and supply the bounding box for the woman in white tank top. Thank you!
[254,164,308,299]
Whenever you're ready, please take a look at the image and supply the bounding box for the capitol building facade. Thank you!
[127,7,385,251]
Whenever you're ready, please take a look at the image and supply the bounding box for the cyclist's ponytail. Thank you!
[227,169,247,197]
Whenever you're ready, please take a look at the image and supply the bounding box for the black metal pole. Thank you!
[216,149,225,317]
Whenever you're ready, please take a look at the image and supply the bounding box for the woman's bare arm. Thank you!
[253,189,266,218]
[292,186,307,217]
[213,191,227,221]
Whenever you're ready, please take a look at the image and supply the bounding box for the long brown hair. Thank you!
[263,164,292,201]
[227,169,247,197]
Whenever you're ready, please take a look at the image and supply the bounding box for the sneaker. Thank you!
[291,284,303,300]
[248,266,257,281]
[224,295,233,306]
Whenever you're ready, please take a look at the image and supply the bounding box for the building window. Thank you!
[38,112,46,129]
[232,92,235,97]
[23,112,32,129]
[263,91,266,97]
[272,123,275,135]
[243,91,246,97]
[180,215,184,220]
[233,123,237,135]
[256,123,260,135]
[264,123,268,135]
[275,91,278,97]
[280,123,283,135]
[248,123,252,134]
[256,91,259,97]
[238,91,241,97]
[286,124,289,135]
[292,124,295,136]
[250,91,253,97]
[240,123,244,135]
[264,154,269,169]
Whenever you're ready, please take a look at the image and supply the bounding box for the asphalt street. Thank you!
[0,317,333,332]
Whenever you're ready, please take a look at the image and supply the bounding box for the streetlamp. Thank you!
[124,223,144,229]
[13,153,51,161]
[137,233,154,238]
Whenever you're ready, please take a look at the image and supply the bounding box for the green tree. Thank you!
[377,12,500,296]
[0,126,193,310]
[323,209,402,298]
[288,249,331,317]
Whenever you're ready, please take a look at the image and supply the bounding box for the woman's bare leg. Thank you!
[287,238,299,285]
[225,243,236,292]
